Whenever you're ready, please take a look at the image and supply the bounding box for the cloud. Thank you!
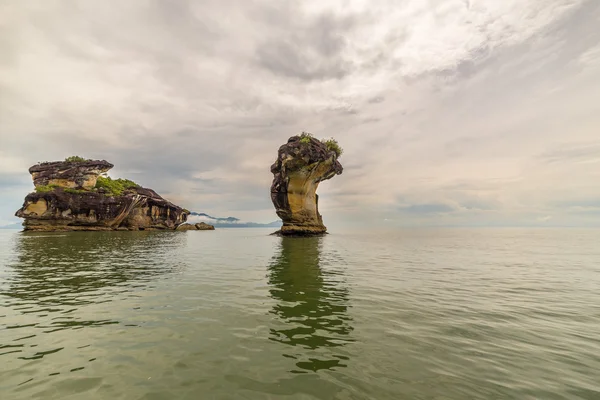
[255,11,357,81]
[578,45,600,68]
[538,143,600,165]
[401,203,456,214]
[1,0,599,226]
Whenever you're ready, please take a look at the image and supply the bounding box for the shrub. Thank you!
[95,176,139,196]
[321,138,343,157]
[35,184,59,193]
[299,131,313,144]
[64,156,89,163]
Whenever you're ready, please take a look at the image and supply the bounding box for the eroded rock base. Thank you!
[271,225,328,237]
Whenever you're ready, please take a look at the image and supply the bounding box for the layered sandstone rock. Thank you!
[270,134,343,236]
[29,160,113,190]
[15,159,189,231]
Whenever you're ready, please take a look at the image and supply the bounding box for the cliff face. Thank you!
[15,159,188,231]
[270,135,343,236]
[29,160,114,190]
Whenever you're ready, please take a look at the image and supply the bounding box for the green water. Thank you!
[1,228,599,399]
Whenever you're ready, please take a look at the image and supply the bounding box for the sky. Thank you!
[1,0,599,227]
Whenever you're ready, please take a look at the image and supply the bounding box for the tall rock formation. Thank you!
[15,158,189,231]
[270,134,343,236]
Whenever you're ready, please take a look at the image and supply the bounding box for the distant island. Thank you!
[188,212,282,228]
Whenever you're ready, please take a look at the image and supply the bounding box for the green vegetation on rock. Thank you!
[298,132,343,157]
[64,156,89,163]
[321,138,343,157]
[95,176,140,196]
[299,131,313,144]
[35,184,59,193]
[64,188,88,194]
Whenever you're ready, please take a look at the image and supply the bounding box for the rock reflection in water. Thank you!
[0,231,187,386]
[267,237,353,373]
[1,231,186,344]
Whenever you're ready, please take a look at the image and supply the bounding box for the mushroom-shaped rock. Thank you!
[270,134,343,236]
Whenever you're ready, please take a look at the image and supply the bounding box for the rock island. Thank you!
[15,156,189,231]
[270,133,343,236]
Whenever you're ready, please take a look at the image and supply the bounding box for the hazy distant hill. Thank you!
[0,223,21,229]
[189,212,241,223]
[188,212,281,228]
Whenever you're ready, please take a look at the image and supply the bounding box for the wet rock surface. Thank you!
[195,222,215,230]
[175,222,215,231]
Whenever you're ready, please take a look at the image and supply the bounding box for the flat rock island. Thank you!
[270,133,343,236]
[15,157,190,231]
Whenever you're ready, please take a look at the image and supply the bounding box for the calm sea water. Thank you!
[1,228,599,399]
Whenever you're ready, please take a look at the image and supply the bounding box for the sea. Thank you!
[1,228,599,399]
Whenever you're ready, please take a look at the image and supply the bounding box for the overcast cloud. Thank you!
[1,0,599,227]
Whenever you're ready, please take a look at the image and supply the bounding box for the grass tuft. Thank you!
[64,188,88,194]
[35,184,59,193]
[64,156,89,163]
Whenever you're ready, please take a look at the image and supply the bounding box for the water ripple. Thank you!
[1,228,600,399]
